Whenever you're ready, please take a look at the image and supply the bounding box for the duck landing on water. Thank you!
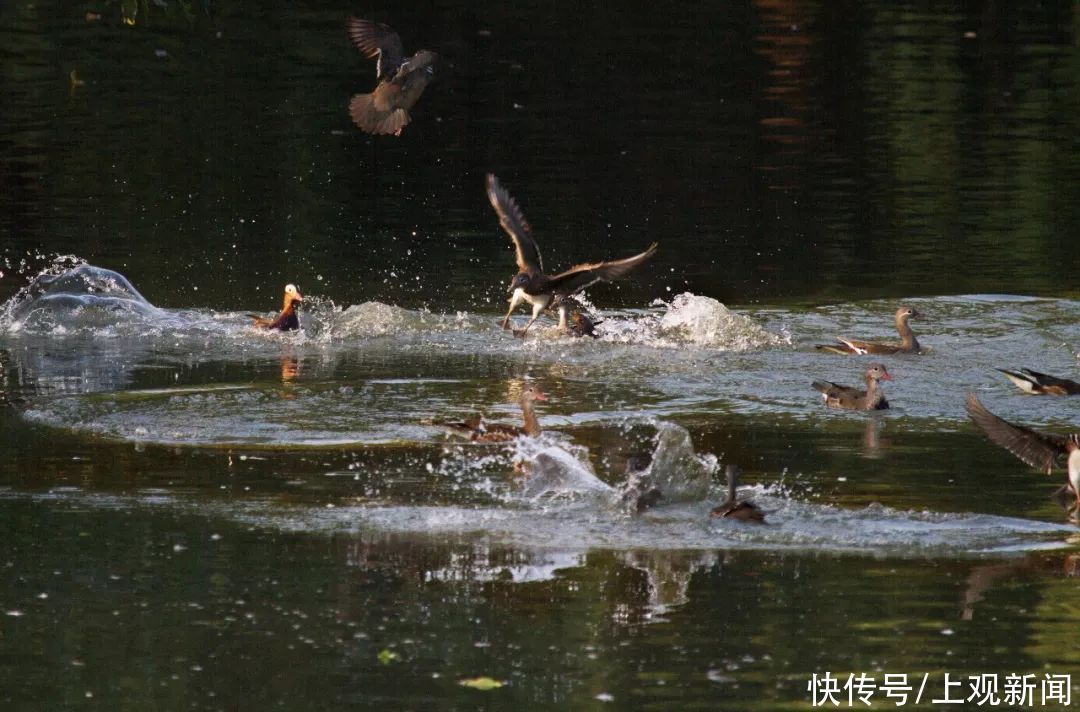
[816,306,921,355]
[432,385,548,443]
[813,363,892,411]
[248,284,303,331]
[709,465,764,522]
[486,174,657,337]
[997,368,1080,395]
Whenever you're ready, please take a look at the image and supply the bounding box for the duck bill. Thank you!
[533,391,549,401]
[880,372,893,381]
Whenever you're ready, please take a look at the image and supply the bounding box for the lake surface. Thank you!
[2,0,1080,709]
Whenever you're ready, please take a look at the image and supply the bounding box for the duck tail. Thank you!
[815,344,852,355]
[996,368,1038,393]
[348,93,411,136]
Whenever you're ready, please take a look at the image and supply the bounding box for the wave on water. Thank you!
[5,483,1071,558]
[0,259,786,353]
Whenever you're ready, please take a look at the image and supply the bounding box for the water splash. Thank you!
[3,262,151,331]
[600,293,789,350]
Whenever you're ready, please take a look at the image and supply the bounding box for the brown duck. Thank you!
[248,284,302,331]
[965,393,1080,514]
[435,385,548,443]
[710,465,765,522]
[816,307,921,355]
[812,363,892,410]
[997,368,1080,395]
[346,17,437,136]
[487,174,657,336]
[553,296,603,338]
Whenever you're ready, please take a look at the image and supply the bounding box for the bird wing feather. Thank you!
[965,393,1071,474]
[544,242,658,295]
[486,175,543,273]
[346,17,405,80]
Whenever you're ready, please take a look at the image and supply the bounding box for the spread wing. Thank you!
[544,242,658,295]
[346,17,405,80]
[486,174,542,273]
[965,393,1071,474]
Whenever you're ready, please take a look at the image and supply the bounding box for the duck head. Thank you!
[520,384,548,404]
[866,363,893,382]
[508,271,534,295]
[283,284,303,311]
[896,306,919,322]
[403,50,439,75]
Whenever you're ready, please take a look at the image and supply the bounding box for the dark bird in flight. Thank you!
[965,393,1080,515]
[346,17,437,136]
[486,174,657,336]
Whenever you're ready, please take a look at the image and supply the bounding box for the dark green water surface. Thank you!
[3,1,1080,709]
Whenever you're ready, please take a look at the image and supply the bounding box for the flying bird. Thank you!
[965,393,1080,514]
[486,174,657,336]
[346,17,437,136]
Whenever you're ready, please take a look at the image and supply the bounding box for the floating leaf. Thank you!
[458,677,505,691]
[376,649,399,665]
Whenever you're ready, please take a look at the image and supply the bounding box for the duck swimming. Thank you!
[346,16,438,136]
[248,284,302,331]
[710,465,764,522]
[486,174,657,337]
[435,385,548,443]
[812,363,892,410]
[816,306,921,355]
[996,368,1080,395]
[966,393,1080,515]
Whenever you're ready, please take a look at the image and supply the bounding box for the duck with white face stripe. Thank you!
[248,284,303,331]
[486,174,658,338]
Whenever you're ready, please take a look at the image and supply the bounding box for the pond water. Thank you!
[3,0,1080,709]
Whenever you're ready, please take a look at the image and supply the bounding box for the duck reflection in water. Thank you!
[616,550,719,621]
[279,352,300,384]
